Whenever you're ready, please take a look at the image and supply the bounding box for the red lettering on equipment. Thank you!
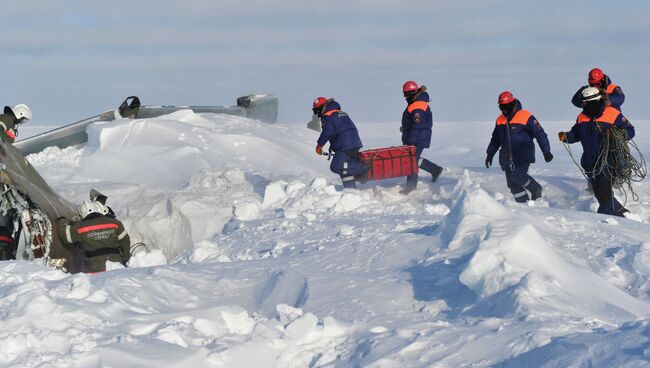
[77,223,119,234]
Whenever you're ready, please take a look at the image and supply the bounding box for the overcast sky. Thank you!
[3,0,650,126]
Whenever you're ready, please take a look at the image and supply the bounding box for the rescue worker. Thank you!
[571,68,624,110]
[0,145,18,260]
[400,81,443,194]
[0,101,33,259]
[57,200,131,272]
[559,87,635,217]
[0,104,32,143]
[0,208,17,260]
[313,97,367,189]
[486,91,553,203]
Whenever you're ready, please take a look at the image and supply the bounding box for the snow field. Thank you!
[4,113,650,367]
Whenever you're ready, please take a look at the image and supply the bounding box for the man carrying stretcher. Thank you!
[312,97,368,189]
[399,81,444,194]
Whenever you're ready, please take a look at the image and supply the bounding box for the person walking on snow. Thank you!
[0,104,32,143]
[486,91,553,203]
[400,81,443,194]
[559,87,635,217]
[571,68,624,111]
[313,97,367,189]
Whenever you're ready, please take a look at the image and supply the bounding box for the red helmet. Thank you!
[402,81,419,93]
[313,97,327,110]
[498,91,515,105]
[588,68,604,86]
[312,97,328,115]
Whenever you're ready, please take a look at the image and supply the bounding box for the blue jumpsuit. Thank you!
[565,106,635,216]
[317,101,366,189]
[486,100,551,202]
[571,75,625,110]
[401,91,442,191]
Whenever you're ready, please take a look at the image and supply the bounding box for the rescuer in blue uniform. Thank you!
[571,68,625,111]
[486,91,553,202]
[313,97,367,189]
[559,87,635,216]
[400,81,443,194]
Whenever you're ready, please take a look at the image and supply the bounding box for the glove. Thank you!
[544,152,554,162]
[485,156,492,168]
[315,144,323,155]
[0,169,13,186]
[399,126,404,133]
[558,132,567,142]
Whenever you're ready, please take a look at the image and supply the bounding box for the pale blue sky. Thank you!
[3,0,650,125]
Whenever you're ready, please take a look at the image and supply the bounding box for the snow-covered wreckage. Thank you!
[3,94,277,273]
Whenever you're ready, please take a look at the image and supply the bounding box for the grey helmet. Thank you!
[78,200,109,217]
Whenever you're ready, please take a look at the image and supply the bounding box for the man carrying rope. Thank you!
[559,87,636,217]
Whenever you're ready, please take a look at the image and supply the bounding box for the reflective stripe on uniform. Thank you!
[513,190,528,199]
[523,180,531,188]
[418,158,424,166]
[496,110,533,126]
[342,175,355,182]
[342,162,348,175]
[77,223,119,234]
[65,225,73,243]
[577,106,620,125]
[606,83,618,94]
[324,109,340,117]
[118,230,128,240]
[407,101,429,114]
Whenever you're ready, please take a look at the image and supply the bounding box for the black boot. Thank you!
[355,165,369,184]
[431,165,443,183]
[530,188,542,201]
[400,187,416,195]
[420,159,443,183]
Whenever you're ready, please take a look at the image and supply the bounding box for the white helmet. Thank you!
[78,200,109,217]
[581,87,602,102]
[11,104,32,121]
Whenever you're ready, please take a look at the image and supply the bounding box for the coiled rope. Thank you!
[562,126,646,206]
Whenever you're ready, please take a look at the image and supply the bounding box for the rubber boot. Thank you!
[420,159,443,183]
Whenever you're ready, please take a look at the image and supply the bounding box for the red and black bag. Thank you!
[359,145,418,181]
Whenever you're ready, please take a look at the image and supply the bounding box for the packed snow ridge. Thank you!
[3,111,650,367]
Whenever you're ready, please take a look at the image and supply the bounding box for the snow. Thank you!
[4,113,650,367]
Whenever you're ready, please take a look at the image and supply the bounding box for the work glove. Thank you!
[315,144,323,156]
[399,126,404,133]
[544,152,554,162]
[0,169,13,186]
[558,132,567,142]
[485,156,492,168]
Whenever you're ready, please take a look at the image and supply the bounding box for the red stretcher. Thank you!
[358,145,418,181]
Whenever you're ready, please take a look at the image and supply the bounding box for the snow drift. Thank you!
[3,114,650,367]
